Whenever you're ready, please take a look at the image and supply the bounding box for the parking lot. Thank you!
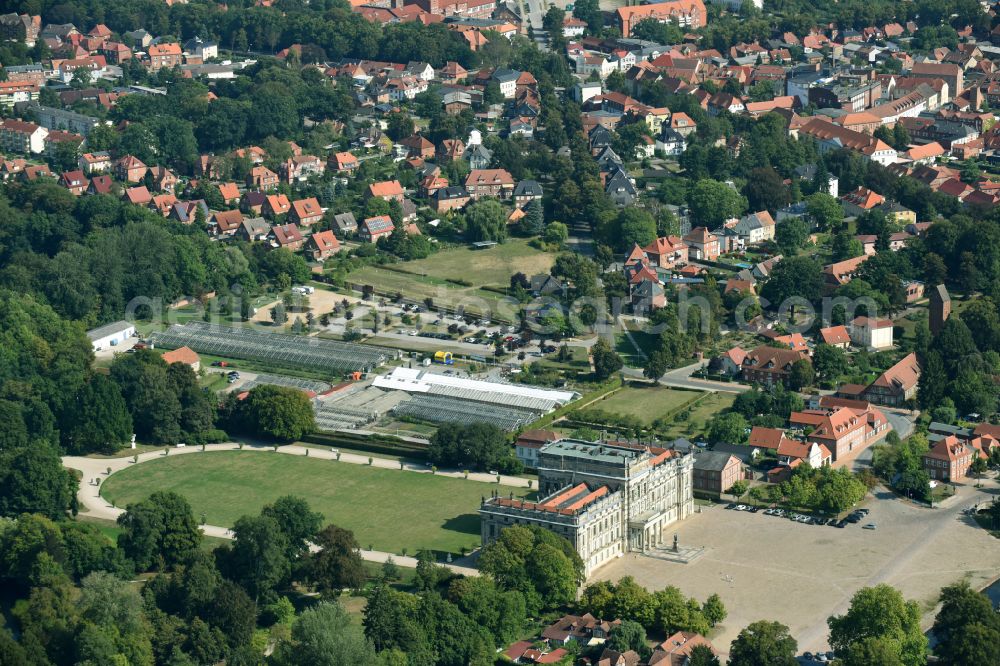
[591,483,1000,660]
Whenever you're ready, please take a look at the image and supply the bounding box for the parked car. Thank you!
[863,523,877,530]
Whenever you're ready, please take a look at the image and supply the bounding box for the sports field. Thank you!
[102,451,530,556]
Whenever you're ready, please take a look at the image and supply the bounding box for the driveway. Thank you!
[622,361,751,394]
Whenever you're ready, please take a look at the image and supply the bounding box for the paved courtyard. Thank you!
[590,482,1000,659]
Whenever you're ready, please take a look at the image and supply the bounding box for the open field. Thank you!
[101,451,531,556]
[655,392,737,440]
[583,384,702,425]
[592,481,1000,657]
[399,239,554,287]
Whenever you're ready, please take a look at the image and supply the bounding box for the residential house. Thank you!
[465,169,514,199]
[149,165,177,193]
[59,169,88,195]
[616,0,707,37]
[79,151,112,173]
[87,174,114,195]
[269,223,304,251]
[512,180,543,206]
[237,217,271,242]
[211,209,244,237]
[923,435,974,481]
[776,439,832,469]
[841,186,885,217]
[848,316,894,350]
[307,230,341,262]
[652,632,718,666]
[332,212,358,234]
[464,143,492,169]
[0,119,47,154]
[218,182,241,205]
[170,200,209,225]
[861,352,920,407]
[639,235,689,270]
[605,167,637,207]
[124,185,152,206]
[799,117,897,165]
[432,185,471,212]
[740,345,809,387]
[21,164,52,181]
[280,155,324,183]
[247,165,279,190]
[328,151,359,173]
[682,227,719,261]
[709,347,747,377]
[115,155,147,183]
[692,451,743,495]
[367,180,405,202]
[147,42,183,71]
[263,194,292,218]
[359,215,395,243]
[822,254,870,292]
[289,197,323,226]
[400,134,435,159]
[541,614,621,646]
[151,193,178,216]
[733,211,776,244]
[748,426,791,453]
[819,325,851,349]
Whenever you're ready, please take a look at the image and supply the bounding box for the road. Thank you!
[622,360,751,394]
[62,443,540,577]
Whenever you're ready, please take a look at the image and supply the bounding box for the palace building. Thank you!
[479,439,694,576]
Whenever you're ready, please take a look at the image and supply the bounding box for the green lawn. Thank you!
[398,239,554,287]
[101,451,530,556]
[347,240,553,316]
[585,384,702,424]
[657,392,737,440]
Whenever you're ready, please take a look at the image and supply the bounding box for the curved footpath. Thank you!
[62,442,487,576]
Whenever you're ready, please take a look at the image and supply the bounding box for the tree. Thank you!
[744,167,789,213]
[427,422,515,472]
[607,620,649,658]
[806,193,844,231]
[932,581,1000,666]
[707,412,747,444]
[701,594,727,628]
[272,602,376,666]
[760,256,823,308]
[261,496,323,558]
[219,515,290,603]
[63,374,133,455]
[688,180,747,228]
[728,481,748,501]
[464,199,508,242]
[307,525,367,594]
[479,525,583,612]
[728,620,798,666]
[77,571,154,666]
[0,443,76,520]
[544,221,569,245]
[775,217,810,255]
[688,644,721,666]
[813,344,847,380]
[386,113,415,142]
[518,199,545,236]
[608,208,657,251]
[227,385,315,442]
[827,584,927,666]
[788,359,814,390]
[592,338,623,380]
[271,302,288,325]
[117,491,201,571]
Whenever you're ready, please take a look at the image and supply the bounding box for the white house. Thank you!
[86,320,136,351]
[733,211,776,244]
[848,316,894,350]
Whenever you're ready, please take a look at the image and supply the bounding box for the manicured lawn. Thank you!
[585,384,702,424]
[101,451,530,556]
[399,239,554,287]
[657,392,737,440]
